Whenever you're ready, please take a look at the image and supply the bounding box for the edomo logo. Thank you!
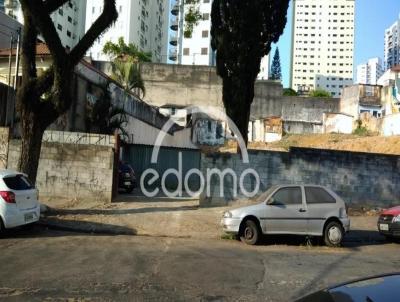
[140,106,260,199]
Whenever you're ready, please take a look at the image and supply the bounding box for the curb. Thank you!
[37,221,137,236]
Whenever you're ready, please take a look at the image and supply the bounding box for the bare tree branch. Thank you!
[20,0,66,67]
[43,0,70,14]
[69,0,118,65]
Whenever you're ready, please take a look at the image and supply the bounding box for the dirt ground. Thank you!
[206,134,400,155]
[42,196,384,241]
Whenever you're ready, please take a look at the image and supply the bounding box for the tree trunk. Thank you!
[222,75,255,146]
[18,105,44,185]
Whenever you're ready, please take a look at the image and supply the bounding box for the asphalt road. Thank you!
[0,226,399,302]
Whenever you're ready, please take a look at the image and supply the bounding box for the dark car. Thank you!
[378,206,400,240]
[118,162,137,193]
[295,273,400,302]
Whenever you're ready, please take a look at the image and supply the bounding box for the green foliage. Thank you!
[283,88,298,96]
[111,58,145,98]
[86,82,129,138]
[184,0,202,38]
[309,89,331,98]
[353,120,369,136]
[270,48,282,81]
[211,0,290,144]
[103,37,152,62]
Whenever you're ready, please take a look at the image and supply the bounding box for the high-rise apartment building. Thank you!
[290,0,355,97]
[170,0,269,79]
[4,0,86,50]
[356,58,383,85]
[384,17,400,71]
[85,0,170,63]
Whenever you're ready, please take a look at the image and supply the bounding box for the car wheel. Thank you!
[240,219,260,245]
[324,221,344,247]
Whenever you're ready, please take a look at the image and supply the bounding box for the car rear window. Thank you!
[3,175,33,190]
[305,187,336,204]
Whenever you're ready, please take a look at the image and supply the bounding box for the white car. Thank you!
[221,185,350,247]
[0,170,40,232]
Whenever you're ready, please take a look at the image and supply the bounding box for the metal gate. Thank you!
[122,144,201,192]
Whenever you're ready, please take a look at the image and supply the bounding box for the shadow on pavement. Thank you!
[46,205,199,216]
[0,220,137,239]
[249,229,391,248]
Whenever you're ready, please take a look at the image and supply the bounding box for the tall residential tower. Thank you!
[356,58,383,85]
[4,0,86,50]
[85,0,170,62]
[384,16,400,71]
[290,0,355,97]
[170,0,270,79]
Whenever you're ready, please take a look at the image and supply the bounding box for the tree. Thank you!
[310,89,331,98]
[111,58,145,98]
[184,0,202,38]
[103,37,152,62]
[17,0,118,184]
[103,38,149,98]
[211,0,290,145]
[270,48,282,81]
[86,82,129,138]
[283,88,298,96]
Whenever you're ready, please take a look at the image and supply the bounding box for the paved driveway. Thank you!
[0,226,399,301]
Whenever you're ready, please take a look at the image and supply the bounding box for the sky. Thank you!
[272,0,400,88]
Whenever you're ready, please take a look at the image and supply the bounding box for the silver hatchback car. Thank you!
[221,185,350,246]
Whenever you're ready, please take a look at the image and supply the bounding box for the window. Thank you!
[270,187,302,205]
[203,13,210,20]
[183,48,190,56]
[57,24,63,31]
[67,30,72,37]
[3,175,33,190]
[305,187,336,204]
[201,47,208,55]
[202,30,209,38]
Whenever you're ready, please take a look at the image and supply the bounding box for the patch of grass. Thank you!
[221,233,237,240]
[353,126,370,136]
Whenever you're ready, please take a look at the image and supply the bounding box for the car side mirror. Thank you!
[267,198,275,205]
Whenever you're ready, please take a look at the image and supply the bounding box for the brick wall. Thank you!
[200,147,400,207]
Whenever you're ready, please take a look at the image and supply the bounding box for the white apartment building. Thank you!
[86,0,170,63]
[171,0,269,79]
[356,58,383,85]
[4,0,86,50]
[290,0,355,97]
[384,16,400,71]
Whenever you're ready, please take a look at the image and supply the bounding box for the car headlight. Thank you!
[223,211,232,218]
[393,215,400,223]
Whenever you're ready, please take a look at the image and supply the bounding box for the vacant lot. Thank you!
[248,134,400,155]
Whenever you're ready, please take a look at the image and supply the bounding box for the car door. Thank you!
[264,186,308,234]
[304,186,337,235]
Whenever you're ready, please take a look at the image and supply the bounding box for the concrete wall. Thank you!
[1,130,115,203]
[323,113,353,134]
[0,127,9,169]
[340,85,360,118]
[381,113,400,136]
[123,116,197,149]
[140,62,224,108]
[200,148,400,207]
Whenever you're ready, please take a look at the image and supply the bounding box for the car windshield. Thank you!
[253,185,279,203]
